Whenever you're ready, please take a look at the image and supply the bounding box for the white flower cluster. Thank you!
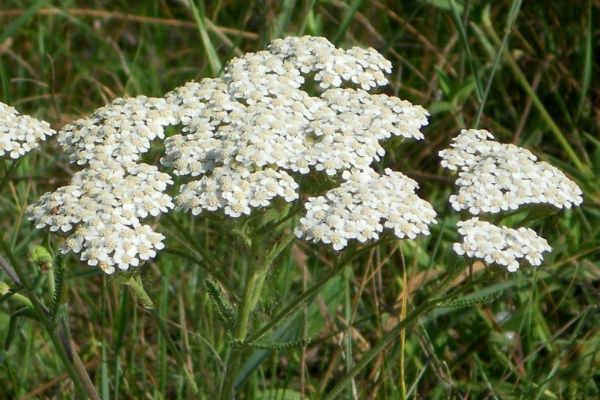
[164,86,425,179]
[453,218,551,272]
[177,167,298,217]
[0,102,55,159]
[440,129,583,214]
[28,35,435,269]
[29,96,176,274]
[162,36,431,248]
[441,129,583,271]
[58,96,176,165]
[268,36,392,90]
[28,160,173,274]
[295,168,437,250]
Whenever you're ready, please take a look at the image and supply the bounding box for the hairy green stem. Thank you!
[235,267,266,343]
[219,262,270,400]
[219,233,295,399]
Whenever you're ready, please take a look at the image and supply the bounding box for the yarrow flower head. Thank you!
[441,129,583,271]
[177,166,299,217]
[295,168,437,250]
[30,95,176,274]
[162,36,433,249]
[439,129,583,214]
[267,36,392,90]
[453,218,551,272]
[58,96,176,165]
[28,160,173,274]
[29,35,435,271]
[1,102,55,159]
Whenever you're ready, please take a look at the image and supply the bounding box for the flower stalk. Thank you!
[0,251,100,399]
[220,231,295,399]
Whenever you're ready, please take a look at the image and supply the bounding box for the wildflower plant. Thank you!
[0,24,590,399]
[16,38,438,396]
[160,36,435,397]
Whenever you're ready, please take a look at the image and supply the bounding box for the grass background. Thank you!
[1,0,599,398]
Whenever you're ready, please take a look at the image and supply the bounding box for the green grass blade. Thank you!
[575,0,592,122]
[481,12,591,176]
[298,0,318,35]
[272,0,297,39]
[343,265,353,398]
[234,319,299,389]
[101,343,110,400]
[332,0,363,44]
[0,0,46,45]
[189,0,223,75]
[449,0,484,102]
[474,0,522,128]
[323,299,439,400]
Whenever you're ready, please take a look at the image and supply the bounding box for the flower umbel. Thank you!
[454,218,551,272]
[58,96,176,165]
[31,95,176,274]
[440,129,583,214]
[295,168,437,250]
[0,102,55,159]
[268,36,392,90]
[441,129,583,271]
[28,160,173,273]
[177,166,299,217]
[163,36,433,249]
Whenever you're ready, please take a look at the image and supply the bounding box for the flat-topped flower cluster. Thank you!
[453,218,551,272]
[1,102,55,159]
[58,96,176,165]
[162,36,433,249]
[27,96,176,272]
[440,129,582,214]
[296,168,436,250]
[29,160,172,273]
[23,36,434,273]
[2,36,583,275]
[440,129,582,271]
